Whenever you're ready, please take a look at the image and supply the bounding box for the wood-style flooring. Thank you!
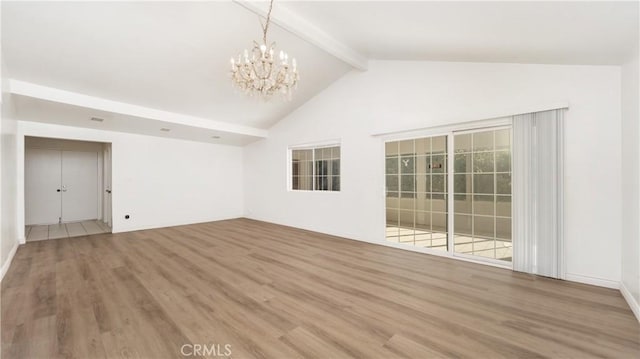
[2,218,639,358]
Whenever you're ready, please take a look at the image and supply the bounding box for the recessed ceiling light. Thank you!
[90,117,104,122]
[211,135,221,139]
[160,128,171,132]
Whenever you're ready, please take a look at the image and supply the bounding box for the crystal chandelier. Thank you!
[230,0,299,99]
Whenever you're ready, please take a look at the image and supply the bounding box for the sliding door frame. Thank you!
[448,125,513,267]
[382,117,513,269]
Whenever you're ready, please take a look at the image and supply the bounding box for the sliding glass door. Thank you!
[385,126,512,264]
[385,136,448,251]
[453,128,512,262]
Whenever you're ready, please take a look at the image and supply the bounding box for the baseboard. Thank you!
[565,273,620,289]
[112,214,244,234]
[620,282,640,322]
[0,241,19,281]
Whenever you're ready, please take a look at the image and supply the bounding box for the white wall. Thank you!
[1,57,19,278]
[16,121,244,239]
[621,46,640,318]
[245,60,622,287]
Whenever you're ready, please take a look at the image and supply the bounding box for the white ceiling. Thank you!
[286,1,639,65]
[1,1,352,130]
[2,1,638,145]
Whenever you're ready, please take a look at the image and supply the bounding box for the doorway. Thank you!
[24,137,112,240]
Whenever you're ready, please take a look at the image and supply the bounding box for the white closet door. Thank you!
[62,151,98,222]
[25,149,62,225]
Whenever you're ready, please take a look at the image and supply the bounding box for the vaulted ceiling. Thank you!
[2,1,638,145]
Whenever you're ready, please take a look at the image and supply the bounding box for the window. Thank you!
[291,145,340,191]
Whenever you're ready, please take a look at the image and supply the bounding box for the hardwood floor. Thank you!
[2,218,639,358]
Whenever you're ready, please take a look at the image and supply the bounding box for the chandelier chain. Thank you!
[261,0,275,45]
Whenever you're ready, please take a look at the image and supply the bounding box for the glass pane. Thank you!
[315,160,328,176]
[295,161,312,177]
[454,214,472,235]
[299,176,312,191]
[432,175,445,193]
[431,154,446,174]
[496,173,511,194]
[400,175,415,192]
[292,149,311,161]
[496,218,511,239]
[474,216,494,238]
[454,174,469,194]
[331,146,341,159]
[386,175,399,192]
[454,133,471,153]
[432,136,446,154]
[399,140,414,155]
[473,131,493,151]
[432,213,447,233]
[495,129,511,150]
[473,174,494,194]
[315,176,328,190]
[331,159,340,176]
[386,196,399,209]
[331,176,340,191]
[495,151,511,172]
[399,210,414,228]
[432,194,447,213]
[386,157,399,175]
[416,193,431,212]
[473,195,495,216]
[473,152,494,173]
[415,174,429,193]
[496,195,511,217]
[400,155,415,174]
[454,153,471,173]
[415,155,429,174]
[415,137,430,155]
[454,128,511,262]
[386,208,399,227]
[415,211,430,230]
[385,135,447,251]
[386,141,399,157]
[454,194,472,214]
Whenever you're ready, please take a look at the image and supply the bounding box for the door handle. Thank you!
[106,189,112,194]
[56,189,61,192]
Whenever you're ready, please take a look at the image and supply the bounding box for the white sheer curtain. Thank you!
[512,109,565,278]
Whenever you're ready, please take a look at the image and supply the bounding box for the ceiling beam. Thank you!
[234,0,369,71]
[8,80,269,139]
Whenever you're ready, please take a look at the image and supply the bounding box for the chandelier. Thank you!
[230,0,299,99]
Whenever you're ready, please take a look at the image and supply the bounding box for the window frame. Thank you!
[288,140,341,192]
